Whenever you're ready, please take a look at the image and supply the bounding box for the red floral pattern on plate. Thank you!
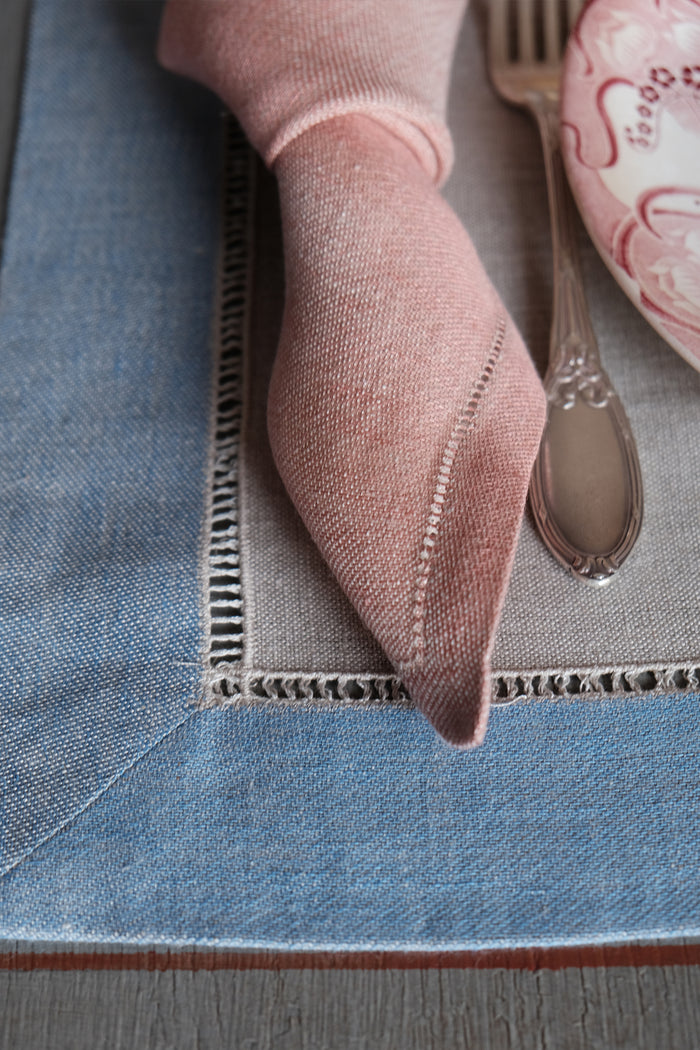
[560,0,700,370]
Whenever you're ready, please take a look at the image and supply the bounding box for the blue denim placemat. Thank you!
[1,0,700,950]
[0,0,220,874]
[4,698,700,950]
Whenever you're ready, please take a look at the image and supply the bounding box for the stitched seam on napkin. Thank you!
[202,119,252,677]
[407,317,506,672]
[201,662,700,709]
[1,710,198,880]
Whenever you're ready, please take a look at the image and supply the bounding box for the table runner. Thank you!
[2,0,700,951]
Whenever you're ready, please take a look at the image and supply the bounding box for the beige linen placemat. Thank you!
[202,4,700,711]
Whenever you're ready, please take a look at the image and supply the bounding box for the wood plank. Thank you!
[2,963,700,1049]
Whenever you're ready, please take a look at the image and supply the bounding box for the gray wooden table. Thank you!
[3,942,700,1049]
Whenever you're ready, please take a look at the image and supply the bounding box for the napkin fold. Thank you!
[158,0,546,746]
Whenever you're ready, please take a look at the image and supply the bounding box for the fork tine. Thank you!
[488,0,580,106]
[517,0,537,62]
[488,0,510,66]
[544,1,562,64]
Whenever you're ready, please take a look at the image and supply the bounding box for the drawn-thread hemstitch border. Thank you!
[205,118,252,672]
[203,664,700,709]
[201,120,700,713]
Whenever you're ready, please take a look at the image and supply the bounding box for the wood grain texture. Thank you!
[2,961,700,1049]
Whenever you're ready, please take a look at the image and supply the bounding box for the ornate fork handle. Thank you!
[527,92,643,585]
[530,94,611,407]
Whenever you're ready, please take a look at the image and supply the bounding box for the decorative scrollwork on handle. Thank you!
[526,91,644,585]
[531,96,613,411]
[547,310,611,410]
[571,551,621,585]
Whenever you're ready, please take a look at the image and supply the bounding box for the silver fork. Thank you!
[488,0,643,585]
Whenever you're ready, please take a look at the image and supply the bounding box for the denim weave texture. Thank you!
[1,0,699,950]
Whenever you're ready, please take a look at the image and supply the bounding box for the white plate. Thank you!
[560,0,700,371]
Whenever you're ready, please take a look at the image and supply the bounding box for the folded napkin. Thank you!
[158,0,546,747]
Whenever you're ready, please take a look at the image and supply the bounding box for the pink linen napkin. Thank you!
[158,0,546,747]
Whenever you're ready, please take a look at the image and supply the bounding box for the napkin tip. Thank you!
[402,664,492,750]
